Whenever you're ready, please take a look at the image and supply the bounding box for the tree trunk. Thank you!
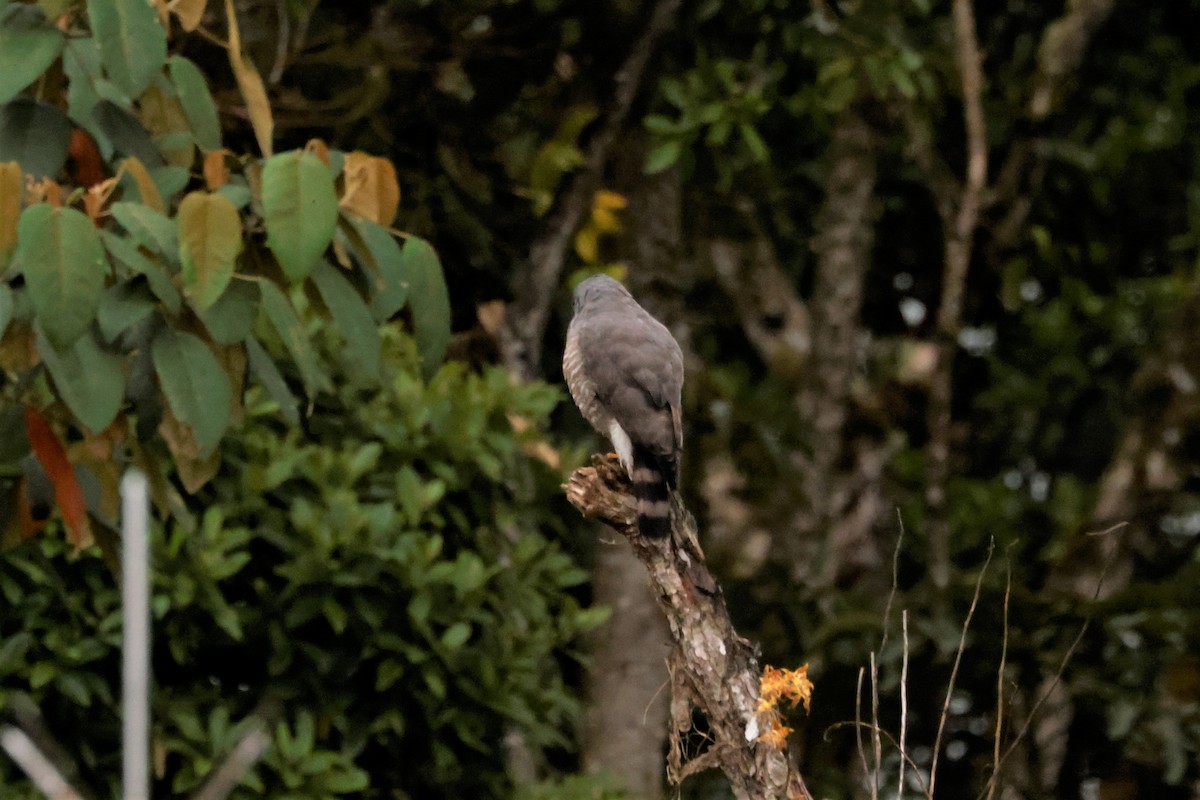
[792,109,881,585]
[582,540,671,796]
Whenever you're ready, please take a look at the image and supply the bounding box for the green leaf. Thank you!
[245,336,299,426]
[36,327,124,433]
[0,283,12,339]
[644,138,682,174]
[177,191,243,311]
[352,218,409,321]
[0,5,65,105]
[92,100,163,167]
[150,164,189,197]
[398,237,451,378]
[63,39,117,156]
[168,56,221,151]
[0,98,72,178]
[88,0,167,98]
[259,280,331,396]
[739,122,769,162]
[375,660,404,692]
[199,280,257,345]
[323,768,368,794]
[311,261,380,380]
[97,279,155,341]
[18,204,107,349]
[111,201,177,261]
[151,328,231,453]
[217,182,251,209]
[441,622,471,650]
[261,150,338,281]
[101,229,181,313]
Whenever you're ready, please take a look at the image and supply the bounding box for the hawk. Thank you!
[563,275,684,538]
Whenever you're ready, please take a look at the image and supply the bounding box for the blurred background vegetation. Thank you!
[2,0,1200,798]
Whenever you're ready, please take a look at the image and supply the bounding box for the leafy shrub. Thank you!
[1,331,605,798]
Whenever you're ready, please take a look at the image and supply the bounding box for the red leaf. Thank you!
[24,407,92,548]
[68,128,107,189]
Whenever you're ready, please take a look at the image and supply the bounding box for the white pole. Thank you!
[121,470,150,800]
[0,726,83,800]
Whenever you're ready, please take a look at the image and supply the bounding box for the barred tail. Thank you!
[631,447,673,539]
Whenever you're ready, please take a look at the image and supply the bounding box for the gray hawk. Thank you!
[563,275,684,538]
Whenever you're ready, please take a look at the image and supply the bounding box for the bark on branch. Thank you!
[925,0,988,591]
[565,456,812,800]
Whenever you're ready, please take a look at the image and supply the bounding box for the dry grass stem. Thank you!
[898,609,909,800]
[880,510,906,654]
[977,525,1125,800]
[856,667,870,795]
[986,560,1012,800]
[928,538,994,799]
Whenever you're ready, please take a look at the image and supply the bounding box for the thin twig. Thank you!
[856,668,870,794]
[898,610,909,800]
[870,652,881,800]
[269,0,292,84]
[976,525,1125,800]
[879,510,906,654]
[928,538,994,799]
[828,721,929,797]
[986,558,1012,800]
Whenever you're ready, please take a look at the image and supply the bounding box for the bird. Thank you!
[563,275,684,538]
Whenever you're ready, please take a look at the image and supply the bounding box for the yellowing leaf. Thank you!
[224,0,272,157]
[340,152,400,226]
[159,403,221,493]
[139,83,194,168]
[203,149,228,190]
[573,226,599,264]
[169,0,206,31]
[0,162,21,266]
[121,156,163,212]
[177,191,243,311]
[594,189,627,211]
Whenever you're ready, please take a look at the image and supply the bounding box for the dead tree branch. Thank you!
[565,456,812,800]
[502,0,682,380]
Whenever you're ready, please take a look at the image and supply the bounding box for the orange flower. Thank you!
[756,717,793,749]
[760,664,814,713]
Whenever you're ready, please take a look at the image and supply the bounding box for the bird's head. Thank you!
[572,274,631,314]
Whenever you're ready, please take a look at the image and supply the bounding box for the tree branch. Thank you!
[795,110,879,558]
[925,0,988,590]
[1028,0,1116,121]
[502,0,683,380]
[565,456,812,800]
